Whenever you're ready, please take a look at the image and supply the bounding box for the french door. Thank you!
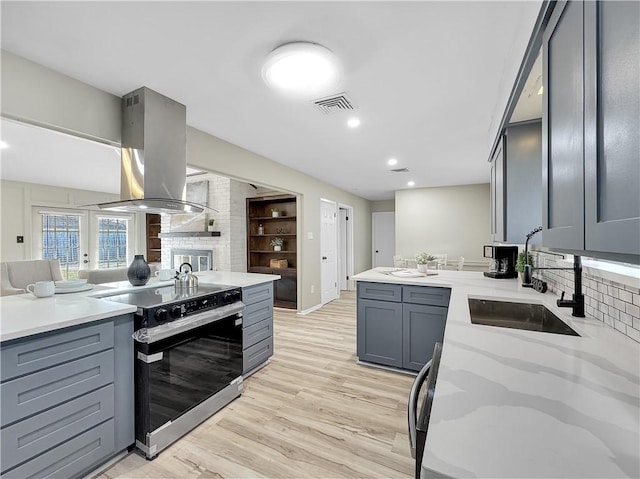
[33,208,134,278]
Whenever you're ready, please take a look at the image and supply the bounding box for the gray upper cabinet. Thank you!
[584,1,640,256]
[542,0,639,261]
[490,122,543,245]
[505,122,543,244]
[490,137,505,242]
[542,0,585,251]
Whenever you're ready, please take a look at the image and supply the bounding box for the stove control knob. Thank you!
[170,305,182,318]
[155,308,168,323]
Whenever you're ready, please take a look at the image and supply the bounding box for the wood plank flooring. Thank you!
[96,291,415,479]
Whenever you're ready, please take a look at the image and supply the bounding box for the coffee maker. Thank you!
[482,245,518,279]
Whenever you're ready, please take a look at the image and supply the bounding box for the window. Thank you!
[97,217,128,268]
[34,208,136,278]
[40,212,82,279]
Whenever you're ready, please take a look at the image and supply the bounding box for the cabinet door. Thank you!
[490,137,505,242]
[542,0,585,250]
[402,304,447,372]
[356,299,403,368]
[584,1,640,257]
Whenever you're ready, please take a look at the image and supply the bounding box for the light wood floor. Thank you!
[96,291,415,479]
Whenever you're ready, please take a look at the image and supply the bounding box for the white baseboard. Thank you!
[296,303,323,316]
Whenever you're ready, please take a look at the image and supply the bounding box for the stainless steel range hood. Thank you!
[98,87,204,214]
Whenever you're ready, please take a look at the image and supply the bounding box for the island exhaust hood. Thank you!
[98,87,205,215]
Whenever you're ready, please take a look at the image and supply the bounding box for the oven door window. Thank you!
[137,315,242,433]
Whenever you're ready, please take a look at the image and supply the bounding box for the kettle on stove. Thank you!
[175,262,198,294]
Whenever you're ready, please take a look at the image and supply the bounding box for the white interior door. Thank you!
[321,199,339,304]
[372,211,395,267]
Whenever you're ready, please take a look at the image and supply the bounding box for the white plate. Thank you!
[55,284,94,294]
[55,279,88,288]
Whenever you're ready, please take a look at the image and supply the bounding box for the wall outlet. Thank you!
[311,285,315,294]
[307,232,314,240]
[16,236,24,243]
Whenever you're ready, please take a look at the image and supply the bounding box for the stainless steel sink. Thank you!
[468,298,580,336]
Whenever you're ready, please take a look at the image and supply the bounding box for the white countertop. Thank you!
[1,271,280,343]
[353,268,640,478]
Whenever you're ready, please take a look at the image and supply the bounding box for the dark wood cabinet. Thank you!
[145,213,162,264]
[247,195,297,309]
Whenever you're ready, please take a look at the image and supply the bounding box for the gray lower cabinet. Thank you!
[356,282,450,372]
[402,304,447,372]
[242,282,275,375]
[543,0,639,261]
[0,314,134,479]
[357,299,404,368]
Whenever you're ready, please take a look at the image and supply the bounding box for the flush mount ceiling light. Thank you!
[407,181,415,187]
[262,42,342,97]
[347,117,361,128]
[387,158,398,166]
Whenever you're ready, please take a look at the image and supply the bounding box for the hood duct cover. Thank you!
[98,87,204,214]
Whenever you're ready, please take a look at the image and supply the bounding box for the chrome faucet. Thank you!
[522,227,585,317]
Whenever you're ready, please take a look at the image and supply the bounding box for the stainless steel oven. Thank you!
[107,284,244,459]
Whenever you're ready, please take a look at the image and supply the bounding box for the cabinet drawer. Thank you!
[357,282,402,302]
[2,418,114,479]
[244,298,273,328]
[1,350,114,427]
[242,283,273,306]
[1,385,114,472]
[1,322,114,382]
[243,336,273,374]
[243,317,273,350]
[403,285,451,307]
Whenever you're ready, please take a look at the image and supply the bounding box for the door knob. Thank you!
[83,260,89,264]
[375,250,379,253]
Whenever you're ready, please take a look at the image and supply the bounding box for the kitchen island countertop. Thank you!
[353,268,640,479]
[1,271,280,343]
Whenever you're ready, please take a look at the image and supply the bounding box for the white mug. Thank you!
[26,281,55,298]
[155,269,176,281]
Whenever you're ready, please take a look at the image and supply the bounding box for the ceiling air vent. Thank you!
[313,93,354,114]
[390,168,410,173]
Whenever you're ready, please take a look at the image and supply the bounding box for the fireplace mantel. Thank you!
[158,231,221,238]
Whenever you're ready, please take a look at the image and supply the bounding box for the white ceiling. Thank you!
[0,1,541,200]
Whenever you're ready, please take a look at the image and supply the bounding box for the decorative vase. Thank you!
[274,245,282,252]
[417,263,428,274]
[272,211,279,217]
[208,226,215,232]
[127,254,151,286]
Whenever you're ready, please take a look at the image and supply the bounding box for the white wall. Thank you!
[395,184,490,265]
[371,199,395,213]
[1,51,372,310]
[0,179,146,261]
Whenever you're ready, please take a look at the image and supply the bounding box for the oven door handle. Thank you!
[133,301,245,344]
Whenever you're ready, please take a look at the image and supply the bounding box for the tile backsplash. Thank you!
[533,251,640,343]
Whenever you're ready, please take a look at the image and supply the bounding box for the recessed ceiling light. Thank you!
[0,141,8,149]
[347,117,361,128]
[262,42,342,97]
[387,158,398,166]
[407,181,415,187]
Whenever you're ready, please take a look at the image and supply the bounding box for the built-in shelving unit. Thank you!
[145,213,162,264]
[247,194,297,309]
